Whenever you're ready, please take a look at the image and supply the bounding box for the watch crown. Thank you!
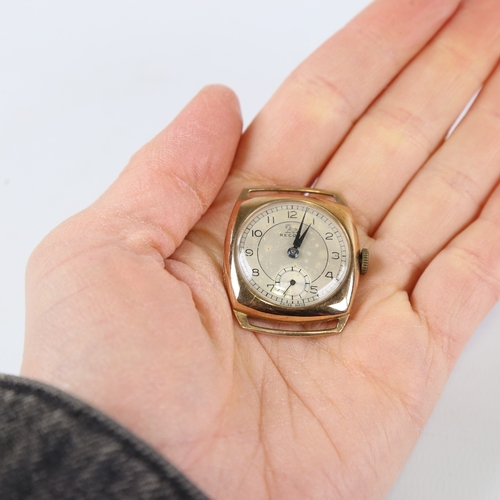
[359,248,369,275]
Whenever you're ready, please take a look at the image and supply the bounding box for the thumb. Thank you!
[94,84,242,257]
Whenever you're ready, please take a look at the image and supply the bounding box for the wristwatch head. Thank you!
[223,187,368,336]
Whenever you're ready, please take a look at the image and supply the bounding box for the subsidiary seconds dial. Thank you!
[236,199,351,309]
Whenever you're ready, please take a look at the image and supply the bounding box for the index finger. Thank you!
[229,0,460,188]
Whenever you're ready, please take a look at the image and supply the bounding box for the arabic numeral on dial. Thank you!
[288,210,298,219]
[325,232,333,240]
[245,249,254,256]
[251,229,263,237]
[266,284,274,290]
[332,252,340,259]
[252,269,260,276]
[310,285,318,294]
[325,271,334,279]
[267,216,275,224]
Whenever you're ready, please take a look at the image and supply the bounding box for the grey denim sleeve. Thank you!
[0,374,209,500]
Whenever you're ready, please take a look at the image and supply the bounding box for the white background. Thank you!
[1,1,499,498]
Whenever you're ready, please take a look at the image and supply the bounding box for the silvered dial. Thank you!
[236,199,351,309]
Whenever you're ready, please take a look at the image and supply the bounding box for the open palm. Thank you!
[22,0,500,498]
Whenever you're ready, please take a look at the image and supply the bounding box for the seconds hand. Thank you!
[283,279,297,296]
[288,210,311,259]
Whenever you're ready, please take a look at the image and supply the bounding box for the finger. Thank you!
[94,85,242,257]
[374,59,500,290]
[230,0,459,187]
[411,180,500,369]
[316,0,500,234]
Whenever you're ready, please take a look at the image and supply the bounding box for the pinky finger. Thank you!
[412,181,500,369]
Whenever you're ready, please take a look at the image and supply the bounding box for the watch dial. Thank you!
[235,199,351,309]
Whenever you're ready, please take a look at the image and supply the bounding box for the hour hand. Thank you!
[296,224,311,248]
[292,211,310,249]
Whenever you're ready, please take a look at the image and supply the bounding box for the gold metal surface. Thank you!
[234,311,350,336]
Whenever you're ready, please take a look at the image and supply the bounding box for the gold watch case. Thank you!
[223,187,368,336]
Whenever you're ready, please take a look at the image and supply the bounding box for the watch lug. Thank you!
[234,311,350,336]
[239,187,348,206]
[238,188,252,200]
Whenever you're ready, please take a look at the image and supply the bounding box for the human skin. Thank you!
[21,0,500,498]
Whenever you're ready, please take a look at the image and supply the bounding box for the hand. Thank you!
[22,0,500,498]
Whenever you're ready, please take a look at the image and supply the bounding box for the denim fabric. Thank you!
[0,374,208,500]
